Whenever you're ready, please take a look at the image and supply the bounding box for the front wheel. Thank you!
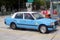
[10,23,17,30]
[39,25,48,34]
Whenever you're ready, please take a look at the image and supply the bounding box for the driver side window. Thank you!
[24,13,34,20]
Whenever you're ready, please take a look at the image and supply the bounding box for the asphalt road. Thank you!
[0,16,60,40]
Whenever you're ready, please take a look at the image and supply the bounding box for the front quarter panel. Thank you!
[36,18,57,26]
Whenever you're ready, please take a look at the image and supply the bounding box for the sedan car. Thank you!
[4,12,58,33]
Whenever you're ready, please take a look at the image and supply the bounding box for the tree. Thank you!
[0,0,50,11]
[34,0,46,6]
[33,0,50,9]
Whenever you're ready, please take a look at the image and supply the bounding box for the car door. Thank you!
[14,13,25,28]
[23,13,37,29]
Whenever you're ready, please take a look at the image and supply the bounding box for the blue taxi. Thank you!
[4,12,58,33]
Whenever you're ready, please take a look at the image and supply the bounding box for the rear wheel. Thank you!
[39,25,48,34]
[10,23,17,30]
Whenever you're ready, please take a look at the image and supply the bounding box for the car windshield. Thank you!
[32,13,44,19]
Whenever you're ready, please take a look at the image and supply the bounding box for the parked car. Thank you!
[4,12,58,33]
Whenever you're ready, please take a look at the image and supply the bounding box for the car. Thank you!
[4,12,58,33]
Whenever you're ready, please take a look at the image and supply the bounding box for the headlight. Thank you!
[51,22,55,25]
[55,21,58,25]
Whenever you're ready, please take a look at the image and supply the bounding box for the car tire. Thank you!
[10,23,17,30]
[39,25,48,34]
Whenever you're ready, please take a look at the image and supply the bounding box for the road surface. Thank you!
[0,16,60,40]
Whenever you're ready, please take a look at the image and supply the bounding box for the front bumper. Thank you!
[47,25,57,31]
[47,21,58,31]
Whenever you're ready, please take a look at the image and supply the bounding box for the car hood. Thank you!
[39,18,56,22]
[36,18,57,25]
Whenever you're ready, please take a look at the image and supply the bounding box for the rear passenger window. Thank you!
[15,13,23,19]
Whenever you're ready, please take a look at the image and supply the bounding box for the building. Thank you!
[50,0,60,18]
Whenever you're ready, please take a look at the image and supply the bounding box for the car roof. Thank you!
[12,11,38,18]
[15,11,37,14]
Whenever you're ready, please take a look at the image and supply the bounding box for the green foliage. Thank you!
[0,0,17,7]
[34,0,50,9]
[0,0,50,9]
[34,0,46,6]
